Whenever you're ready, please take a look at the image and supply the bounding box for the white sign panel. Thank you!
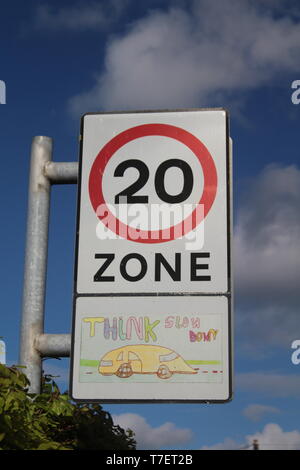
[71,109,232,403]
[76,110,230,294]
[71,296,231,402]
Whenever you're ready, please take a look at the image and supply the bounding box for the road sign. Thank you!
[71,109,232,402]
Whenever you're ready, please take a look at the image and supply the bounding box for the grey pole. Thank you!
[19,136,52,393]
[19,137,79,393]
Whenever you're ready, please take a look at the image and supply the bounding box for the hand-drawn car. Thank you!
[98,344,197,379]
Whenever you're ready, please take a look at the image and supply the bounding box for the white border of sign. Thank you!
[70,108,233,403]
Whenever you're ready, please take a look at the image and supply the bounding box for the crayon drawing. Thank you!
[98,344,197,379]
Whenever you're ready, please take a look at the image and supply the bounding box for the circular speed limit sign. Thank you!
[88,123,218,243]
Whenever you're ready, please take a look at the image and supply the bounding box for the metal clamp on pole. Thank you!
[44,161,78,184]
[35,334,71,358]
[19,136,78,393]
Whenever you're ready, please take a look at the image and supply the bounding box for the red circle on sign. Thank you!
[88,123,217,243]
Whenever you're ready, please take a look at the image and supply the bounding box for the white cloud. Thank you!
[247,423,300,450]
[201,423,300,450]
[234,164,300,350]
[237,372,300,398]
[69,0,300,115]
[235,164,300,302]
[201,437,242,450]
[112,413,193,449]
[34,1,127,32]
[243,404,280,422]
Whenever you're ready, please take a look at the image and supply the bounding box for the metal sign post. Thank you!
[19,136,77,393]
[70,109,233,403]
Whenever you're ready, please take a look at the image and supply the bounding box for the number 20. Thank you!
[114,158,193,204]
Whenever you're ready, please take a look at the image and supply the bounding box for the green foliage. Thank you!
[0,364,136,450]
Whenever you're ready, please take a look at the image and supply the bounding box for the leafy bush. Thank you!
[0,364,136,450]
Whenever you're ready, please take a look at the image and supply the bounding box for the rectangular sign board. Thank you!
[70,109,232,403]
[72,296,231,402]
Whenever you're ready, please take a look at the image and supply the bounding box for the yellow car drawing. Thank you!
[98,344,197,379]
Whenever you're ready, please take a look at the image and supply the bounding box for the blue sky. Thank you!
[1,0,300,450]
